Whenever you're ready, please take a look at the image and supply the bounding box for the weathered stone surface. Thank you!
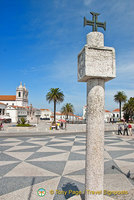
[85,78,105,200]
[78,32,116,82]
[77,31,116,200]
[87,32,104,48]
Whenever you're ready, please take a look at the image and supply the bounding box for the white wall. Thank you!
[0,101,16,106]
[83,106,87,120]
[0,103,6,115]
[104,112,112,122]
[112,111,123,121]
[6,106,27,123]
[0,104,6,109]
[6,108,18,123]
[40,110,51,119]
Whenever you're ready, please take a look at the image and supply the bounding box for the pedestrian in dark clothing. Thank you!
[0,123,3,131]
[124,123,128,136]
[61,122,63,129]
[118,124,122,135]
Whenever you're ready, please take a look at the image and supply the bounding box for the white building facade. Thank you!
[83,105,87,120]
[104,110,112,123]
[112,109,124,122]
[0,103,6,116]
[40,109,51,120]
[0,83,30,123]
[83,105,123,122]
[50,112,83,122]
[0,83,28,107]
[5,105,27,123]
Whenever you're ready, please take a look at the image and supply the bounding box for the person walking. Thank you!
[128,124,132,136]
[124,122,128,136]
[0,123,3,131]
[65,121,67,130]
[118,124,122,135]
[60,122,63,129]
[57,122,60,130]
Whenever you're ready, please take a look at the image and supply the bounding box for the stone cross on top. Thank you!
[84,12,106,32]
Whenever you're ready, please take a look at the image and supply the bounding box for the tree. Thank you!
[46,88,64,123]
[114,91,127,121]
[123,97,134,122]
[20,117,27,125]
[61,103,74,120]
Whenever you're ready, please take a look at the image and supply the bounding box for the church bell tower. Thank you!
[16,82,28,106]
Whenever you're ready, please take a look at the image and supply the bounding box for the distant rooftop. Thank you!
[0,102,6,105]
[0,95,16,101]
[113,108,120,112]
[40,109,50,111]
[105,110,110,112]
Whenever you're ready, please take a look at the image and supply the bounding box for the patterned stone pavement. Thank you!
[0,133,134,200]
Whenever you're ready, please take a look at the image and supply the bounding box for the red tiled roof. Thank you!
[105,110,110,113]
[113,109,120,112]
[78,117,83,120]
[0,102,6,105]
[52,112,62,115]
[12,106,26,109]
[40,109,50,111]
[0,95,16,101]
[68,113,75,116]
[7,105,27,109]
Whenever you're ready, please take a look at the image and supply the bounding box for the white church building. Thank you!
[0,82,28,107]
[0,83,30,123]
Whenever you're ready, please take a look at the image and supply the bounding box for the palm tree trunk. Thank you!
[54,100,56,123]
[119,101,121,121]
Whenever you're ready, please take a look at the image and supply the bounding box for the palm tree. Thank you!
[114,91,127,121]
[61,103,74,120]
[46,88,64,123]
[123,97,134,121]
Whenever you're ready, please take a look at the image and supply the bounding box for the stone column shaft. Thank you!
[85,78,104,200]
[77,31,116,200]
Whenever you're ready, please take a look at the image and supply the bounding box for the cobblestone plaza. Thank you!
[0,131,134,200]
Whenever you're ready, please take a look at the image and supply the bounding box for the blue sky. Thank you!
[0,0,134,115]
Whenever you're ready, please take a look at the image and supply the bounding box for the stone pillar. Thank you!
[78,32,116,200]
[86,78,104,200]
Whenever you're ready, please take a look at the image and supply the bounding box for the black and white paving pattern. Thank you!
[0,133,134,200]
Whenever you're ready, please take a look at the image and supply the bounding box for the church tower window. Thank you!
[18,92,21,97]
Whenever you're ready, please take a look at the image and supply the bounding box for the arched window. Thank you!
[18,92,21,97]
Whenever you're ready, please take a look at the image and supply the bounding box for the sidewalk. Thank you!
[0,123,119,137]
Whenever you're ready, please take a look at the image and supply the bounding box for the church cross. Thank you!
[84,12,106,32]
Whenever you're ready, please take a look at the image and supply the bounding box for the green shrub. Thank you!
[16,124,31,127]
[20,117,27,125]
